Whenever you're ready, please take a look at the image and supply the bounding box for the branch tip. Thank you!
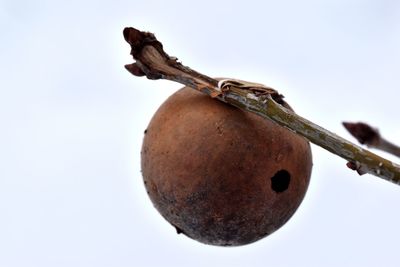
[123,27,145,45]
[342,122,380,146]
[123,27,164,59]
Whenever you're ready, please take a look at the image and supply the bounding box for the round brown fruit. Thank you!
[141,85,312,246]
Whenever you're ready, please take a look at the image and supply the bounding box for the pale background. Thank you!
[1,1,400,266]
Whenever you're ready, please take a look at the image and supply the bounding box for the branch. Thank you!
[343,122,400,158]
[123,27,400,186]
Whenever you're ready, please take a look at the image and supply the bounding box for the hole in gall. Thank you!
[271,169,291,193]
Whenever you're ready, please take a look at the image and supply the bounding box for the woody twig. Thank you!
[123,27,400,186]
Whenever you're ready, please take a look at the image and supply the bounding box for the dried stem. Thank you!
[123,27,400,186]
[343,122,400,158]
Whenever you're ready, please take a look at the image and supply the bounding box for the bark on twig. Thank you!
[343,122,400,158]
[123,27,400,186]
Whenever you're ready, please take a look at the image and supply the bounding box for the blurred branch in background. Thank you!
[343,122,400,158]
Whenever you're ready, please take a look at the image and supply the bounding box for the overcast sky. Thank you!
[1,0,400,266]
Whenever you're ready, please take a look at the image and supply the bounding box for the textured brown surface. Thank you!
[141,87,313,246]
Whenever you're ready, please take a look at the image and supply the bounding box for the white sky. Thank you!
[1,0,400,266]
